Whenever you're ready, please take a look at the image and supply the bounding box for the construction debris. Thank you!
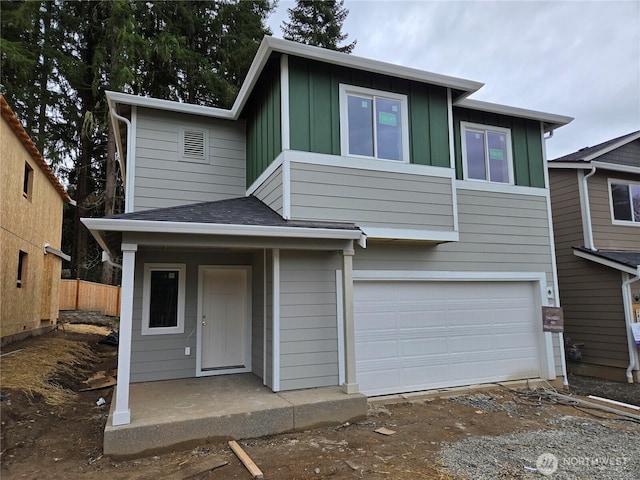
[79,370,117,392]
[229,440,263,479]
[178,456,229,479]
[374,427,396,436]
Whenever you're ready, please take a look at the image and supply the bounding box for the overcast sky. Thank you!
[267,0,640,159]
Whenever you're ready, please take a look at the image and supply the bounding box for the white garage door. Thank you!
[354,280,542,396]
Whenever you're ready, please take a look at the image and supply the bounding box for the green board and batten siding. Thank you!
[287,56,451,168]
[245,59,282,187]
[453,107,545,188]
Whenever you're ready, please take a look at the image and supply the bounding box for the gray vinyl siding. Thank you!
[549,170,631,369]
[253,165,283,216]
[588,172,640,250]
[355,189,554,282]
[133,108,246,211]
[130,250,253,383]
[278,251,341,390]
[289,162,454,230]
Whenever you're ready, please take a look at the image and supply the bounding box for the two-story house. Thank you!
[549,131,640,383]
[83,38,573,438]
[1,95,71,346]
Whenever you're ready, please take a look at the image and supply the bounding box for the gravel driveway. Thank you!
[441,393,640,479]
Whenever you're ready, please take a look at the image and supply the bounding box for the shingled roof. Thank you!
[551,130,640,165]
[106,196,359,231]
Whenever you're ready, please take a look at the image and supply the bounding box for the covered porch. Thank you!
[82,197,368,454]
[103,373,366,458]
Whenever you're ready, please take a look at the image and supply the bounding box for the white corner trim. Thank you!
[455,179,549,197]
[336,270,345,386]
[360,227,459,243]
[447,88,456,170]
[284,150,455,179]
[272,249,280,392]
[263,250,267,385]
[281,54,290,151]
[246,153,285,196]
[451,180,459,233]
[282,156,291,219]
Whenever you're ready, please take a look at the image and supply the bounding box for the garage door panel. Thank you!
[355,280,542,396]
[401,337,449,356]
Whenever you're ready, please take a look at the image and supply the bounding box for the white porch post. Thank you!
[113,243,137,426]
[341,248,359,394]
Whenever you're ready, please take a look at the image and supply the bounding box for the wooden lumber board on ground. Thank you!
[228,440,264,479]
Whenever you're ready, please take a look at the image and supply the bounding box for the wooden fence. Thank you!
[60,279,121,316]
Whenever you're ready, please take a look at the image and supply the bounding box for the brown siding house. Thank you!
[1,95,71,345]
[549,131,640,382]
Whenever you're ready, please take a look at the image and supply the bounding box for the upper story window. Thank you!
[23,162,33,199]
[609,180,640,225]
[461,122,513,184]
[339,84,410,163]
[142,263,186,335]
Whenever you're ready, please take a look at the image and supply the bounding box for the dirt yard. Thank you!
[1,327,639,479]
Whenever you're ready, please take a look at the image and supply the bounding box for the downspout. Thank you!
[623,268,640,383]
[582,167,597,250]
[109,108,132,212]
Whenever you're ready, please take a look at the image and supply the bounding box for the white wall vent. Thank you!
[179,127,208,163]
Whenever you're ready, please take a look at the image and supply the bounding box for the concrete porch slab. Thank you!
[103,374,366,458]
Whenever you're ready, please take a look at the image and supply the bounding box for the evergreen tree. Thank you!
[1,0,275,282]
[282,0,356,53]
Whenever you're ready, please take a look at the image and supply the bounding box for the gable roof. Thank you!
[549,130,640,170]
[1,95,71,203]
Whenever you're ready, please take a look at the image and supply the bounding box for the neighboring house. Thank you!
[548,131,640,383]
[83,37,573,427]
[1,95,71,346]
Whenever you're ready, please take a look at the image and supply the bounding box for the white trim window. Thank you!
[142,263,186,335]
[461,122,513,184]
[339,84,410,163]
[609,179,640,225]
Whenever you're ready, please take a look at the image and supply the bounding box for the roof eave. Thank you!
[573,248,640,275]
[455,98,573,131]
[81,217,363,241]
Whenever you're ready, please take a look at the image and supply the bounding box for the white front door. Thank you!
[199,268,248,372]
